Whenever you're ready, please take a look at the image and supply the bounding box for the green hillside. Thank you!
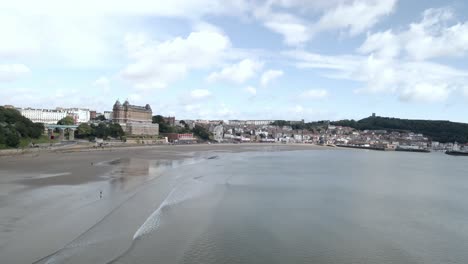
[332,116,468,143]
[0,107,44,148]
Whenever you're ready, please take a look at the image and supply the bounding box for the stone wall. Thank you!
[125,122,159,136]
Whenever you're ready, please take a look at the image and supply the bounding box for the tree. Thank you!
[31,123,44,138]
[193,125,212,141]
[96,115,106,121]
[82,123,125,140]
[57,116,75,125]
[5,130,20,148]
[109,123,124,139]
[332,116,468,143]
[0,107,44,148]
[94,123,108,139]
[15,122,29,137]
[76,123,92,138]
[152,115,165,124]
[0,126,5,146]
[152,115,173,133]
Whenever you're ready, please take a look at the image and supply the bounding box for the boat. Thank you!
[445,150,468,156]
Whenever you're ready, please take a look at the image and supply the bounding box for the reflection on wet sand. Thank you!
[106,158,194,192]
[32,156,215,264]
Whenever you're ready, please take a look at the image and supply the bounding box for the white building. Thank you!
[294,134,303,142]
[212,125,224,142]
[18,108,68,124]
[104,111,113,120]
[18,107,91,124]
[228,120,274,126]
[62,108,91,123]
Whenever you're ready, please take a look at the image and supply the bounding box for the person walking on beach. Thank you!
[100,190,103,199]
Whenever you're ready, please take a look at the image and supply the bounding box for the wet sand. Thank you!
[0,143,326,264]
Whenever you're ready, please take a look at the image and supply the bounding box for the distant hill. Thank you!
[331,116,468,143]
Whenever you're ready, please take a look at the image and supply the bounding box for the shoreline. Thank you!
[0,142,331,157]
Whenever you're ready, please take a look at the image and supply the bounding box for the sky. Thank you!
[1,0,468,122]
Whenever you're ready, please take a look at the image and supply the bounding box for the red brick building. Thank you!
[163,133,196,143]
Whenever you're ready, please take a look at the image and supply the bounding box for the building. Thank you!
[212,125,224,142]
[112,100,159,136]
[163,116,175,126]
[90,110,97,120]
[60,108,91,123]
[228,120,275,126]
[18,107,91,124]
[164,133,196,143]
[104,111,113,120]
[17,107,91,124]
[18,108,68,124]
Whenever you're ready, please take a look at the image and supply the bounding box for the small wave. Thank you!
[33,172,71,179]
[133,178,212,240]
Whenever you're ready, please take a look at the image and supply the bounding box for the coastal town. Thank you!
[1,102,468,153]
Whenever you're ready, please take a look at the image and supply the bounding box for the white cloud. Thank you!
[285,50,361,72]
[255,0,396,46]
[268,0,347,10]
[0,64,31,82]
[0,87,113,111]
[92,76,111,92]
[399,83,451,102]
[358,30,400,59]
[216,103,238,119]
[0,15,41,59]
[0,13,118,68]
[190,89,212,99]
[288,7,468,103]
[360,8,468,61]
[184,104,202,113]
[121,30,231,89]
[260,70,284,86]
[286,105,332,120]
[404,8,468,60]
[169,102,239,120]
[314,0,397,36]
[259,11,311,46]
[0,1,247,70]
[207,59,263,83]
[288,50,468,102]
[300,89,328,99]
[1,0,250,18]
[291,105,304,114]
[463,87,468,98]
[128,93,144,102]
[245,86,257,95]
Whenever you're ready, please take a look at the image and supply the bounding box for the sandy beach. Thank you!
[0,143,327,264]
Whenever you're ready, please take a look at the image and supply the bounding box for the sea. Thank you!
[40,148,468,264]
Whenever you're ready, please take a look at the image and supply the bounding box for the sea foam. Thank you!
[133,177,213,239]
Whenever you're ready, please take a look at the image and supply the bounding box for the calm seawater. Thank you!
[112,149,468,264]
